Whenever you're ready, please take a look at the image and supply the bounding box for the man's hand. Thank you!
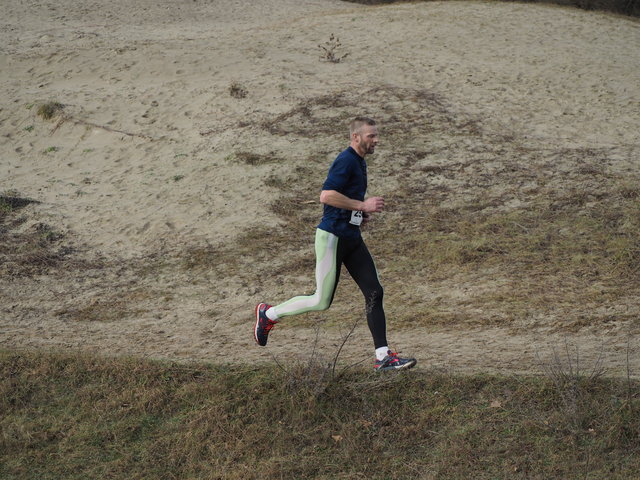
[362,196,384,213]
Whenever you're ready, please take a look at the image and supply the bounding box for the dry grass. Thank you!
[1,349,639,479]
[36,101,64,120]
[206,86,640,331]
[0,194,77,277]
[228,81,248,99]
[318,34,350,63]
[5,86,638,335]
[226,150,282,166]
[54,289,152,322]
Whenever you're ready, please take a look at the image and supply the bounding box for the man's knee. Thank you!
[365,284,384,305]
[315,302,329,312]
[312,292,334,312]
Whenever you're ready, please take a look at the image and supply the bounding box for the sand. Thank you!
[1,0,639,375]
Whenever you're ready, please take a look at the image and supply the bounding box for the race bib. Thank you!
[349,210,363,226]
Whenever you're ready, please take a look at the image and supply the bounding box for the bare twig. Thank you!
[331,315,361,378]
[626,333,633,407]
[269,351,287,373]
[318,34,350,63]
[50,114,156,141]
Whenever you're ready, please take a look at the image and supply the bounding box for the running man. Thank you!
[254,117,416,372]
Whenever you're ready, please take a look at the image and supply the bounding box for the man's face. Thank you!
[354,124,379,155]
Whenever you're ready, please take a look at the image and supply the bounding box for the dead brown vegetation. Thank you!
[0,195,76,277]
[235,86,640,331]
[342,0,640,17]
[4,85,638,347]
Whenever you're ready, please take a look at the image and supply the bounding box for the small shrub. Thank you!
[539,342,608,435]
[229,82,248,99]
[37,102,64,120]
[319,34,350,63]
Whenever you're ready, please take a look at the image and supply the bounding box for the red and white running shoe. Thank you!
[374,351,417,372]
[254,303,277,346]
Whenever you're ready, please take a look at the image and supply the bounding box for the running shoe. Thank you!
[374,351,417,372]
[254,303,277,346]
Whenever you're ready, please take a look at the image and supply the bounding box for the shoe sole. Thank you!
[375,358,417,372]
[254,303,266,346]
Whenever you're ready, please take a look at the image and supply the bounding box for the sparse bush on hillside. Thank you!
[228,81,248,99]
[36,101,64,120]
[318,34,350,63]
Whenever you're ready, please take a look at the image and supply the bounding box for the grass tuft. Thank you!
[0,193,90,277]
[228,82,248,99]
[37,102,64,120]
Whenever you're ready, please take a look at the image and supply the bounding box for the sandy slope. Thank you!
[1,0,639,375]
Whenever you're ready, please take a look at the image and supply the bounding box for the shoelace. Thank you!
[388,351,408,364]
[375,352,399,365]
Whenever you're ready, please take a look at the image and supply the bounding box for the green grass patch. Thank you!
[1,350,639,479]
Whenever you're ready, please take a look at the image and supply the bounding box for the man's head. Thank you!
[350,117,378,157]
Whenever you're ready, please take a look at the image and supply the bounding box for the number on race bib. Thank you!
[349,210,363,226]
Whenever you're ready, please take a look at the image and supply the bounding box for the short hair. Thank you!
[350,117,376,135]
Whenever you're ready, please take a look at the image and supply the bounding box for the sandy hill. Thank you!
[1,0,639,375]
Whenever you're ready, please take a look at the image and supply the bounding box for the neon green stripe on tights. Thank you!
[272,229,338,317]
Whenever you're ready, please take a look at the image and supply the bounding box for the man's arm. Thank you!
[320,190,384,213]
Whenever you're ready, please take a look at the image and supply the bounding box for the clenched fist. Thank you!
[362,196,384,213]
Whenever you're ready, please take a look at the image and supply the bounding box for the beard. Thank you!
[359,140,376,154]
